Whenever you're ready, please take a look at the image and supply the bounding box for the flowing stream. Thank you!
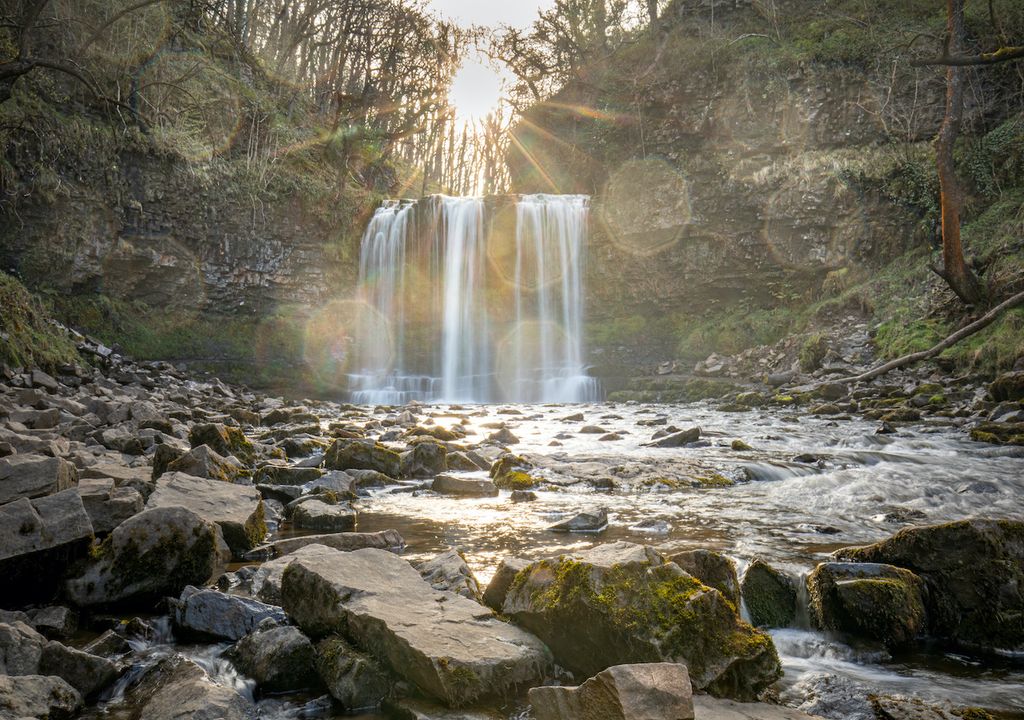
[348,195,599,404]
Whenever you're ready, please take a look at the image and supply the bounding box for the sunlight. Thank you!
[448,55,504,125]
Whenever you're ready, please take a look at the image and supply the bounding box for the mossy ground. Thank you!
[0,272,80,370]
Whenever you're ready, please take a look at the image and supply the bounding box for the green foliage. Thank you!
[676,306,796,360]
[798,333,828,372]
[0,272,80,370]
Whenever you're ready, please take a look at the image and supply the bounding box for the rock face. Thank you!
[65,507,221,607]
[172,585,286,640]
[529,663,695,720]
[502,542,781,700]
[0,454,77,504]
[280,545,552,707]
[228,625,319,693]
[0,674,81,720]
[482,557,529,612]
[0,490,94,605]
[146,472,266,555]
[740,559,798,628]
[807,562,926,648]
[415,548,482,600]
[833,519,1024,651]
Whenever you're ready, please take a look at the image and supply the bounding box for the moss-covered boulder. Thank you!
[167,445,246,483]
[833,519,1024,652]
[969,421,1024,446]
[315,634,393,710]
[740,559,798,628]
[65,507,221,607]
[400,440,448,478]
[501,542,781,700]
[188,423,256,465]
[668,549,741,609]
[990,371,1024,402]
[227,626,319,694]
[807,562,926,648]
[325,439,401,478]
[489,454,539,490]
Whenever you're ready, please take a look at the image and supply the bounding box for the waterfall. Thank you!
[349,194,599,404]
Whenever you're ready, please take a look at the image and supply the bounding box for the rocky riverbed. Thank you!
[1,337,1023,720]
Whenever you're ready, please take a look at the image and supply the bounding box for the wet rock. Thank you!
[0,674,81,720]
[83,629,130,658]
[254,464,323,485]
[134,655,253,720]
[490,454,537,490]
[292,499,357,533]
[990,371,1024,402]
[167,444,245,482]
[694,695,824,719]
[146,471,266,555]
[172,585,286,640]
[65,507,221,607]
[26,606,77,640]
[384,697,506,719]
[730,439,752,451]
[76,476,144,534]
[807,562,926,648]
[817,382,848,402]
[0,453,78,504]
[502,542,781,699]
[646,427,701,448]
[228,625,319,693]
[266,529,405,557]
[511,489,538,502]
[315,635,392,710]
[482,557,529,612]
[0,490,93,606]
[529,662,694,720]
[325,439,400,477]
[579,425,608,434]
[0,621,46,673]
[281,545,552,706]
[188,422,255,465]
[549,507,609,533]
[969,420,1024,445]
[400,441,448,478]
[447,451,486,472]
[486,427,520,445]
[740,559,798,629]
[667,549,740,609]
[39,640,120,698]
[431,474,498,497]
[833,519,1024,651]
[415,548,481,600]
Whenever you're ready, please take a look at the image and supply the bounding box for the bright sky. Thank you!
[428,0,553,123]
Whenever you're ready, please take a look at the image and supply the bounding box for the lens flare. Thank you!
[598,158,691,256]
[303,299,391,387]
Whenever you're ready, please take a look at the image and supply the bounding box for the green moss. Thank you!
[0,272,80,370]
[731,439,752,451]
[799,333,828,372]
[694,473,735,488]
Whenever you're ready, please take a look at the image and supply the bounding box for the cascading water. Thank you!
[348,194,600,404]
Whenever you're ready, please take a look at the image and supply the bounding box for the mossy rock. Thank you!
[740,559,797,629]
[489,455,538,490]
[324,439,400,477]
[833,519,1024,651]
[970,421,1024,446]
[807,562,926,648]
[188,423,256,465]
[0,271,81,370]
[731,439,753,451]
[502,542,781,700]
[692,473,735,488]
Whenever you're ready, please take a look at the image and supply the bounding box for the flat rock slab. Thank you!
[530,663,694,720]
[0,454,78,504]
[291,499,356,532]
[431,474,499,497]
[281,545,552,707]
[693,696,825,719]
[146,472,264,555]
[172,585,286,641]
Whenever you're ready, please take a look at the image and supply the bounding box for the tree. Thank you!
[912,0,1024,306]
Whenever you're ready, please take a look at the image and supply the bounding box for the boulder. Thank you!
[646,427,701,448]
[325,439,400,477]
[807,562,926,648]
[529,663,694,720]
[26,606,77,639]
[667,550,740,609]
[80,461,155,499]
[431,474,499,497]
[65,507,221,607]
[316,634,392,710]
[172,585,286,640]
[401,441,448,478]
[281,545,552,707]
[188,423,255,465]
[0,674,81,719]
[228,625,319,693]
[833,519,1024,651]
[549,507,608,533]
[167,445,246,483]
[76,476,144,534]
[740,559,797,628]
[481,557,528,612]
[291,499,357,533]
[0,621,46,674]
[502,542,780,699]
[39,640,120,698]
[415,548,482,600]
[146,472,266,555]
[0,453,77,504]
[486,428,520,445]
[489,454,537,490]
[990,371,1024,402]
[267,529,404,557]
[693,695,826,719]
[254,464,323,485]
[134,656,253,720]
[0,490,93,605]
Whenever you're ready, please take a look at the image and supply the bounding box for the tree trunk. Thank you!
[647,0,658,26]
[935,0,985,305]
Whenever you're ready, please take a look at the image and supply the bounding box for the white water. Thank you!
[349,194,599,404]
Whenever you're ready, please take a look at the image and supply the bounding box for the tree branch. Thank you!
[911,45,1024,66]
